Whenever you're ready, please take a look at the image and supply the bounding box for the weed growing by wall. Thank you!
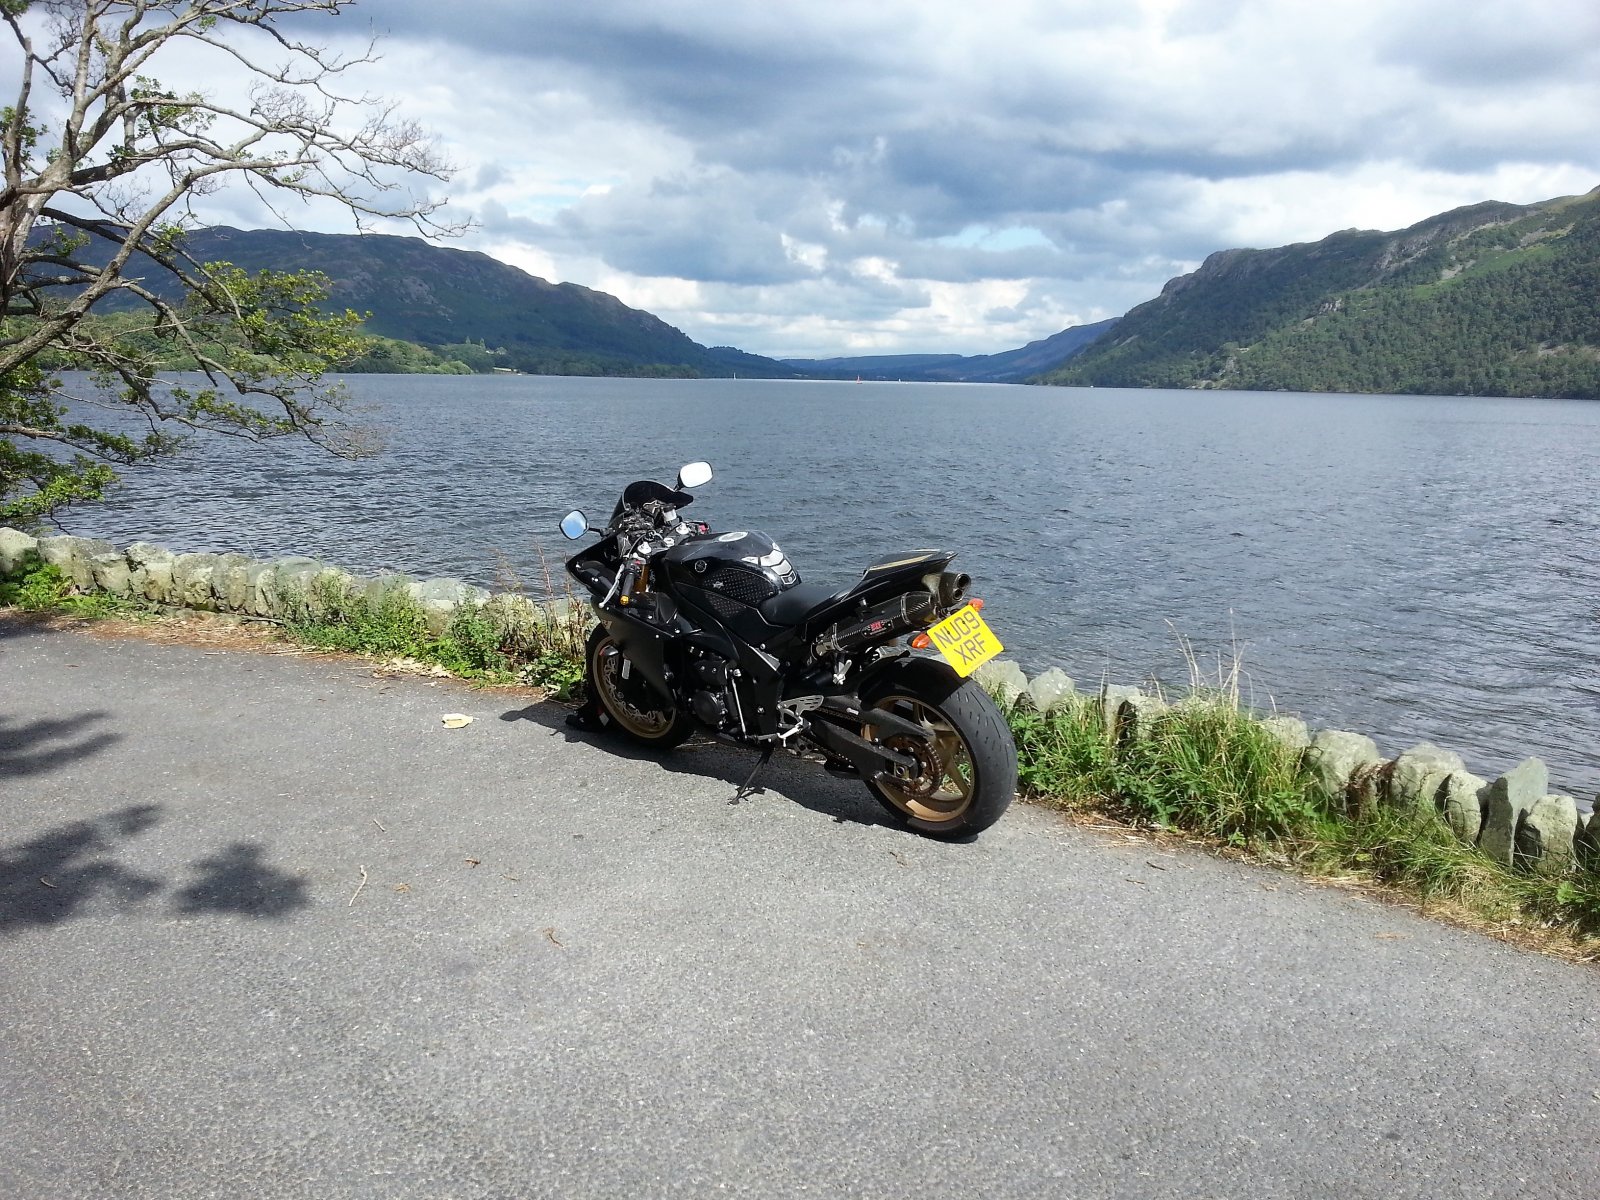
[279,574,433,658]
[275,572,589,694]
[0,551,150,619]
[1006,689,1318,850]
[1306,801,1600,939]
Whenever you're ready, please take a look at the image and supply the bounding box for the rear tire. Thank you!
[860,657,1017,839]
[585,627,694,749]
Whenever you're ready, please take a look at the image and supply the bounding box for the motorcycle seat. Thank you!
[758,581,851,628]
[757,550,954,630]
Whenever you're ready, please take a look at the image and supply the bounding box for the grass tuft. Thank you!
[1123,696,1321,847]
[1008,687,1316,850]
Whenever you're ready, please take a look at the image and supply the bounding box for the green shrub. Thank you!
[433,603,513,678]
[0,550,146,618]
[280,574,432,658]
[1121,697,1321,847]
[0,552,68,609]
[527,647,586,700]
[474,592,590,696]
[1007,695,1122,810]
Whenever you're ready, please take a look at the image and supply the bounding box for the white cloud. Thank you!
[47,0,1600,358]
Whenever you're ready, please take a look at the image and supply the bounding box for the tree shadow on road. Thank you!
[175,841,309,918]
[0,804,165,932]
[0,709,121,778]
[0,807,311,933]
[0,613,55,642]
[500,698,907,834]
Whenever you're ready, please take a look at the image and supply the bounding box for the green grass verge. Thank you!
[0,551,589,698]
[1008,688,1322,847]
[276,571,589,697]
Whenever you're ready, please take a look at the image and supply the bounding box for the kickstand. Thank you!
[733,743,775,803]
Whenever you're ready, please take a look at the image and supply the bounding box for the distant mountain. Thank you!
[781,352,967,379]
[1040,187,1600,399]
[784,318,1117,382]
[52,226,799,378]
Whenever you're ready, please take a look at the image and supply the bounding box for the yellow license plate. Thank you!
[926,604,1003,677]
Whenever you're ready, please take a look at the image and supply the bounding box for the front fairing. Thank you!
[566,477,704,596]
[609,479,695,525]
[565,535,619,596]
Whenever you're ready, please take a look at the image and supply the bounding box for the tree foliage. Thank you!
[0,0,455,523]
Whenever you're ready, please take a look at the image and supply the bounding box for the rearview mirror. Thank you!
[677,461,713,489]
[559,510,589,540]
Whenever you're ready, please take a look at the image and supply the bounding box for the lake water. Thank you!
[58,374,1600,800]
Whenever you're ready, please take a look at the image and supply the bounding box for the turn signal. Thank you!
[910,632,932,650]
[969,598,984,611]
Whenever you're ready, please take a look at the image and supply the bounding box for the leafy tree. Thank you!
[433,340,499,372]
[340,334,473,374]
[0,0,457,523]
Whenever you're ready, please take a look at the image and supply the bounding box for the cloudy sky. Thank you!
[48,0,1600,358]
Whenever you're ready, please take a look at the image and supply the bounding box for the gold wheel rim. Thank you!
[863,694,975,825]
[594,642,676,739]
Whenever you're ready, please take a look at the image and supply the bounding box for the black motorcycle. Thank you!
[558,462,1017,839]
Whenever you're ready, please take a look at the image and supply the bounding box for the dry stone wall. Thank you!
[0,527,492,636]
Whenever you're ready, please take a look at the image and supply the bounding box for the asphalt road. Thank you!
[2,618,1597,1199]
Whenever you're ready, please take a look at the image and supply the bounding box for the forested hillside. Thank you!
[37,226,795,378]
[1040,188,1600,399]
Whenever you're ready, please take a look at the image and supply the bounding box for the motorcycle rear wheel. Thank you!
[861,658,1017,839]
[585,628,694,749]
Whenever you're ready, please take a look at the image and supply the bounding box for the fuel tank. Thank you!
[659,530,800,627]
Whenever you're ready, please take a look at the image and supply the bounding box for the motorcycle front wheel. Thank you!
[585,627,694,749]
[861,658,1017,839]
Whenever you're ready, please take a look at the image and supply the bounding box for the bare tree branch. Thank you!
[0,0,458,521]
